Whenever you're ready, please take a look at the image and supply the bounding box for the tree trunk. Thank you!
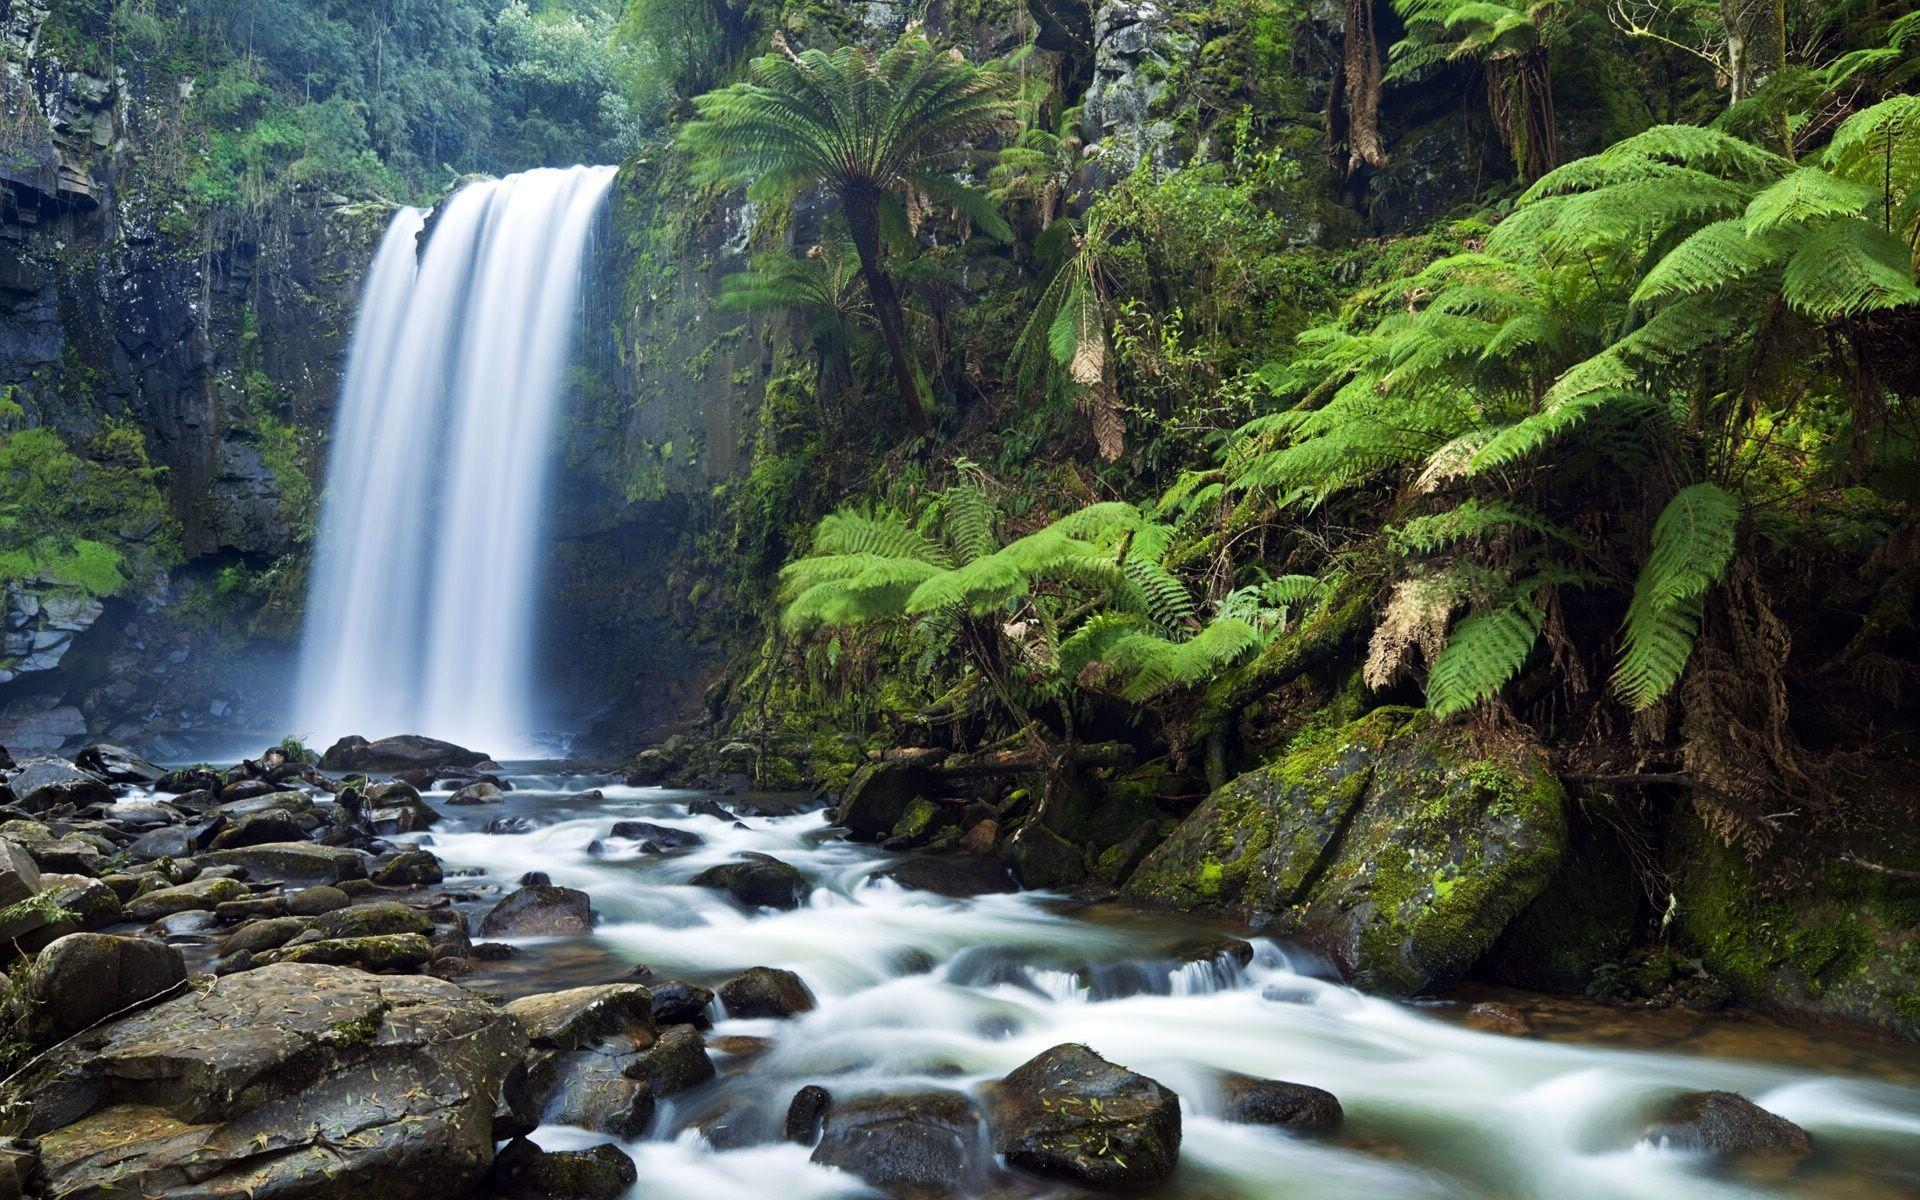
[1520,46,1559,181]
[1721,0,1789,151]
[1341,0,1387,175]
[845,193,930,435]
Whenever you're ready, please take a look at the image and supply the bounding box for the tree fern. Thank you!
[1426,598,1544,717]
[1744,166,1884,234]
[1613,483,1739,709]
[1781,218,1920,317]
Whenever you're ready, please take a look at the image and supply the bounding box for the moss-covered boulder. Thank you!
[1483,814,1642,994]
[1128,709,1567,995]
[1672,811,1920,1039]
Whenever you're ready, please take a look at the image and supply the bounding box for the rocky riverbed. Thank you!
[0,735,1916,1200]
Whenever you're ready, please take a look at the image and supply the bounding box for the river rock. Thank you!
[373,848,444,885]
[151,766,220,795]
[0,963,525,1200]
[9,933,185,1047]
[218,916,308,956]
[690,853,811,909]
[834,761,936,840]
[35,873,121,929]
[650,980,715,1027]
[609,820,703,850]
[718,967,817,1019]
[810,1089,988,1198]
[1,822,107,877]
[125,825,193,860]
[208,807,311,849]
[7,758,112,811]
[485,1137,637,1200]
[1218,1072,1342,1133]
[198,841,371,884]
[486,815,537,835]
[317,901,435,940]
[447,781,506,805]
[1642,1090,1812,1160]
[513,987,658,1137]
[320,734,491,772]
[788,1084,833,1144]
[623,1023,715,1095]
[124,875,248,920]
[255,933,434,972]
[988,1044,1181,1191]
[0,840,41,907]
[287,884,351,915]
[1127,709,1566,996]
[73,744,164,786]
[507,984,655,1050]
[877,857,1017,897]
[481,884,595,937]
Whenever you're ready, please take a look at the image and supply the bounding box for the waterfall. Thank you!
[295,165,618,755]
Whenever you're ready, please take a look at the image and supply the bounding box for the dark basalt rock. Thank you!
[1642,1091,1813,1161]
[486,815,537,835]
[690,853,810,910]
[73,744,164,786]
[319,734,491,773]
[987,1044,1181,1192]
[1218,1072,1342,1133]
[7,758,111,812]
[316,901,435,940]
[688,797,738,822]
[9,933,185,1047]
[447,782,506,805]
[718,967,817,1019]
[373,849,444,886]
[254,932,434,973]
[480,884,595,937]
[834,761,936,841]
[650,980,715,1028]
[510,986,658,1138]
[810,1089,989,1198]
[0,963,525,1200]
[485,1137,637,1200]
[876,857,1017,898]
[197,842,371,884]
[609,820,703,851]
[506,984,655,1051]
[787,1084,833,1144]
[622,1024,715,1096]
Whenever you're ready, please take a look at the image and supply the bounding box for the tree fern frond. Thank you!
[1744,167,1882,234]
[1781,218,1920,318]
[1632,218,1785,303]
[1612,482,1739,709]
[1426,599,1543,717]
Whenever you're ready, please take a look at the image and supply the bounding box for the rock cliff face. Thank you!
[0,1,387,754]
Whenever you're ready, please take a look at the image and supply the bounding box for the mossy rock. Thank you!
[1128,708,1567,996]
[1126,708,1408,912]
[1672,812,1920,1039]
[256,933,434,973]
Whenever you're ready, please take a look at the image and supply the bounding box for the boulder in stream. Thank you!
[319,734,491,772]
[609,820,703,850]
[480,884,595,937]
[1218,1072,1342,1133]
[197,841,372,884]
[1642,1090,1812,1161]
[7,758,112,812]
[690,853,811,909]
[485,1137,637,1200]
[718,966,816,1019]
[9,932,185,1047]
[810,1089,989,1198]
[0,962,525,1200]
[987,1044,1181,1192]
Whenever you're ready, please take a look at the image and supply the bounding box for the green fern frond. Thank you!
[1744,167,1882,234]
[1427,599,1543,717]
[1391,500,1576,554]
[1781,218,1920,318]
[1613,482,1739,709]
[1632,218,1785,304]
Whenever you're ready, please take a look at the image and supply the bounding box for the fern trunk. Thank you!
[1721,0,1789,151]
[845,190,931,435]
[1338,0,1388,174]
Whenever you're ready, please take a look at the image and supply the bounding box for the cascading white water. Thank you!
[295,166,617,754]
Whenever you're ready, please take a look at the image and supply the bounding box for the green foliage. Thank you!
[0,413,178,598]
[1614,483,1739,710]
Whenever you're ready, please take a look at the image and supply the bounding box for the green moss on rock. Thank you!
[1128,708,1567,996]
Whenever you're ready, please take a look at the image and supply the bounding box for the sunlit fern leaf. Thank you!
[1821,94,1920,183]
[1781,218,1920,318]
[1744,167,1883,235]
[1632,218,1785,304]
[1520,125,1789,203]
[1086,618,1266,703]
[809,510,952,566]
[1612,482,1739,710]
[1426,599,1543,717]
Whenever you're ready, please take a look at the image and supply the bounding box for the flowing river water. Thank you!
[375,769,1920,1200]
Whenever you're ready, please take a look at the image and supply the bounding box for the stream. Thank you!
[390,768,1920,1200]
